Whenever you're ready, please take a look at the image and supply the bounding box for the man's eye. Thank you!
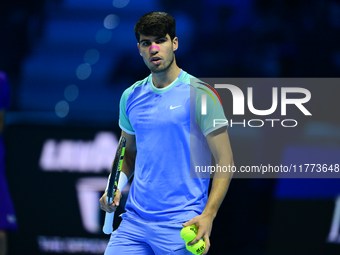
[156,39,165,44]
[142,42,150,46]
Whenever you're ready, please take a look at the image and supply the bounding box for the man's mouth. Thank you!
[150,57,162,65]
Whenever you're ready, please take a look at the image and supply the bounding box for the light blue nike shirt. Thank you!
[119,70,228,222]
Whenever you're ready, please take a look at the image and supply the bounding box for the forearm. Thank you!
[202,158,233,219]
[120,131,136,180]
[202,175,231,219]
[105,132,136,193]
[102,133,136,206]
[204,127,234,219]
[184,158,233,254]
[121,150,135,180]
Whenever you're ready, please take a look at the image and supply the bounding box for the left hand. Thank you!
[182,213,214,254]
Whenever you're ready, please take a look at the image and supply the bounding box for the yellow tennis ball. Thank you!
[180,225,198,242]
[186,239,206,255]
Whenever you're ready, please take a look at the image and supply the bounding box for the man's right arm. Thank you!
[99,130,136,212]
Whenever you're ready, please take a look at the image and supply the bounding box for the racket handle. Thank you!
[103,211,115,234]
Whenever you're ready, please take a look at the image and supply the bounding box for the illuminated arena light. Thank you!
[55,100,70,118]
[64,84,79,102]
[95,28,112,44]
[112,0,130,8]
[103,14,120,30]
[84,49,100,65]
[76,63,92,80]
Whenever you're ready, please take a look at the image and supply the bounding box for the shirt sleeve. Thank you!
[0,71,11,110]
[118,87,135,135]
[195,81,228,136]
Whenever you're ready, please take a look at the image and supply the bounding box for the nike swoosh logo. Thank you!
[170,105,182,110]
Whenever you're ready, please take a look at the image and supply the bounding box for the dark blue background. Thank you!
[1,0,340,254]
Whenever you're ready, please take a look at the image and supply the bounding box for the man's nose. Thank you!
[149,45,160,53]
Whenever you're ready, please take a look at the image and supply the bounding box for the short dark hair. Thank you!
[134,11,176,42]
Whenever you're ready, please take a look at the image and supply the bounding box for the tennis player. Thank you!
[100,11,233,255]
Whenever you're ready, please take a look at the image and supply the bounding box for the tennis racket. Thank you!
[103,136,127,234]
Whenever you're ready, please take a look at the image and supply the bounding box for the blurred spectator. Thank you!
[0,0,45,109]
[0,71,18,255]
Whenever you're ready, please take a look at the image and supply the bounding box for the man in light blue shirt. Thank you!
[100,11,233,255]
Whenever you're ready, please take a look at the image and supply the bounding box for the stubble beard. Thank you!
[149,53,175,74]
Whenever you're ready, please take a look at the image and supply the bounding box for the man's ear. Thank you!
[173,37,178,51]
[137,43,142,56]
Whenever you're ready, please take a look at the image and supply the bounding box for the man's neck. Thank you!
[152,65,181,89]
